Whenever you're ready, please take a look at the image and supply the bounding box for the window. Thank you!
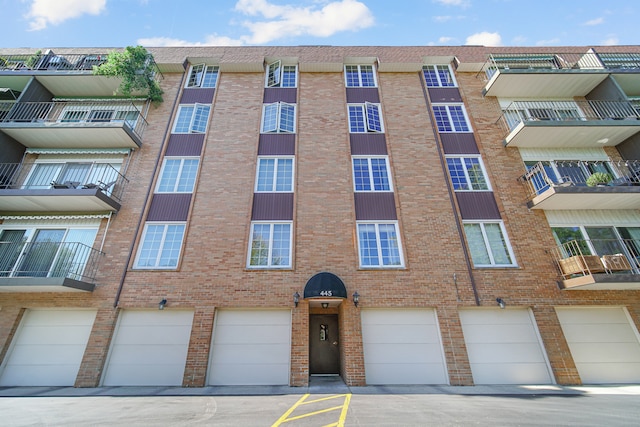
[23,161,121,191]
[247,222,292,268]
[261,102,296,133]
[156,158,199,193]
[187,64,219,88]
[345,65,376,87]
[255,157,294,192]
[172,104,211,133]
[463,222,515,267]
[352,157,392,191]
[446,156,489,191]
[357,222,404,268]
[266,61,297,88]
[348,103,383,133]
[135,223,186,269]
[432,104,470,132]
[423,65,456,87]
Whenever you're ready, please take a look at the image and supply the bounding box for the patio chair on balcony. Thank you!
[97,180,116,192]
[51,181,80,189]
[601,254,633,273]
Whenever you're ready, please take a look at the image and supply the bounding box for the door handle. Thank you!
[332,341,338,346]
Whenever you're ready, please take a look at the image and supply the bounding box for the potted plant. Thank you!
[586,172,613,187]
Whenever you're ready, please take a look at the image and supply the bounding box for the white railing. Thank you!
[551,238,640,279]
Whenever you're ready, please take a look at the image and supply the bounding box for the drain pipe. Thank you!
[113,69,188,308]
[419,72,480,306]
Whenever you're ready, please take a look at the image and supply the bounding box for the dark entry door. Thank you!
[310,314,340,374]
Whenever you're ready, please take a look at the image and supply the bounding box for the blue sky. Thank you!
[2,0,637,48]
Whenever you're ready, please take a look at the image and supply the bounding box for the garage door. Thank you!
[208,310,291,385]
[459,309,553,384]
[361,309,448,385]
[556,307,640,384]
[0,309,97,386]
[102,310,194,386]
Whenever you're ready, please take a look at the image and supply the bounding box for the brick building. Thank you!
[1,45,640,387]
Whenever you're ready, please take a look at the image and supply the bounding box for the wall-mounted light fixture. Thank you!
[496,297,505,309]
[293,292,300,308]
[321,302,329,309]
[158,298,167,310]
[353,291,360,308]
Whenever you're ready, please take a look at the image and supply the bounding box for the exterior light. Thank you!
[496,298,505,309]
[321,302,329,309]
[158,298,167,310]
[293,292,300,308]
[353,291,360,308]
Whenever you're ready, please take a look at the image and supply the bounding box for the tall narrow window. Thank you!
[352,157,392,191]
[446,156,490,191]
[135,223,186,269]
[357,222,404,268]
[266,61,297,88]
[423,65,456,87]
[432,104,470,132]
[345,65,376,87]
[348,103,383,133]
[173,104,211,133]
[463,221,515,267]
[261,102,296,133]
[247,222,292,268]
[187,64,219,88]
[156,158,199,193]
[255,157,294,192]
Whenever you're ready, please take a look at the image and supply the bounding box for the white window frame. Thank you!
[265,61,298,88]
[423,64,457,87]
[348,102,384,133]
[352,156,393,192]
[356,221,405,268]
[344,64,377,88]
[254,156,295,193]
[155,157,200,193]
[186,64,219,88]
[432,103,472,133]
[463,221,517,268]
[445,155,491,191]
[247,221,293,269]
[261,102,296,133]
[134,222,186,269]
[172,104,211,134]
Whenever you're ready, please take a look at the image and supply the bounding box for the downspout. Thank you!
[419,72,481,306]
[113,68,188,308]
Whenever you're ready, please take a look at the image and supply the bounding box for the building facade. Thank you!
[1,45,640,387]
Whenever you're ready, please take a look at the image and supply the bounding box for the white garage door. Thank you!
[556,307,640,384]
[208,310,291,385]
[102,310,194,386]
[361,309,448,385]
[0,309,97,386]
[459,309,553,384]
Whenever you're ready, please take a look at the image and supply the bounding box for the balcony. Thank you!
[0,240,102,292]
[481,51,640,97]
[497,100,640,148]
[552,239,640,290]
[520,160,640,210]
[0,100,146,148]
[0,161,128,212]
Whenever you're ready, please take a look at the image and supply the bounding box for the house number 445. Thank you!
[319,290,333,296]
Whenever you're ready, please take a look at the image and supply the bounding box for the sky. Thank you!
[1,0,637,49]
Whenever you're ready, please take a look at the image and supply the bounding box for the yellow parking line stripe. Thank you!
[301,394,349,405]
[337,393,351,427]
[283,405,344,422]
[271,394,310,427]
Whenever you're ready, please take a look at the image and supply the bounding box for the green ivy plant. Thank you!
[93,46,163,103]
[586,172,613,187]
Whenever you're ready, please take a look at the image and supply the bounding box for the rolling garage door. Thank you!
[459,309,554,384]
[208,310,291,385]
[556,307,640,384]
[361,309,448,385]
[0,309,97,386]
[102,310,194,386]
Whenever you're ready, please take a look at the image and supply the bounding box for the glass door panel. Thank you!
[51,229,97,279]
[16,229,66,277]
[0,230,27,277]
[584,227,625,255]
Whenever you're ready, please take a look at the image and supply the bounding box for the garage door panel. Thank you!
[0,364,81,387]
[459,310,533,325]
[465,343,546,364]
[113,325,192,345]
[461,324,539,343]
[569,343,640,363]
[214,310,290,326]
[15,325,92,345]
[23,310,97,326]
[210,363,289,385]
[470,363,555,385]
[107,344,190,365]
[556,308,630,324]
[362,310,436,326]
[365,363,447,385]
[9,344,89,365]
[363,343,445,364]
[575,363,640,383]
[213,324,290,344]
[211,344,291,364]
[116,310,194,326]
[102,364,185,386]
[362,324,441,344]
[559,324,638,343]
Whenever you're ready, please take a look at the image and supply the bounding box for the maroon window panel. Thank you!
[165,134,205,156]
[350,134,387,155]
[354,192,397,220]
[346,87,380,103]
[180,88,215,104]
[428,87,462,103]
[440,133,479,155]
[456,192,501,220]
[263,88,297,103]
[147,193,193,221]
[258,134,296,156]
[252,193,294,220]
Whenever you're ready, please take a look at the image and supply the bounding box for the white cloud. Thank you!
[433,0,471,8]
[601,36,619,46]
[439,36,454,43]
[138,35,244,47]
[584,17,604,26]
[235,0,375,44]
[25,0,107,31]
[434,15,452,22]
[535,38,560,46]
[465,31,502,46]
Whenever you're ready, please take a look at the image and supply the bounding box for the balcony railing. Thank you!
[551,238,640,280]
[497,100,640,133]
[0,161,129,202]
[0,52,110,71]
[520,160,640,200]
[0,240,103,283]
[481,51,640,79]
[0,100,147,140]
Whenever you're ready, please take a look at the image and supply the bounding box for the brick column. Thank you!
[75,307,119,387]
[290,302,309,386]
[340,302,365,386]
[0,307,24,365]
[183,307,215,387]
[437,306,473,386]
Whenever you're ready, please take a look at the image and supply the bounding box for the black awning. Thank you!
[303,272,347,299]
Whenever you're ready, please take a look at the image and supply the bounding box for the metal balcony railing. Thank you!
[520,160,640,200]
[480,51,640,80]
[496,100,640,134]
[0,241,103,283]
[0,161,129,202]
[551,238,640,280]
[0,100,147,140]
[0,53,109,71]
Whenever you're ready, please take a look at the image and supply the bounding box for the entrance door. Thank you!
[310,314,339,374]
